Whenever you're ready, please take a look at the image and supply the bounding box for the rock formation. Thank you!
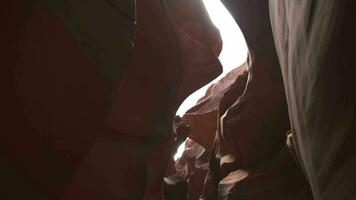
[1,0,221,199]
[196,0,311,199]
[1,0,356,199]
[1,0,135,198]
[270,1,356,199]
[182,64,248,152]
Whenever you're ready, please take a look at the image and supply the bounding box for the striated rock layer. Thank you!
[174,64,248,199]
[270,1,356,199]
[194,0,312,199]
[3,0,355,199]
[183,64,248,152]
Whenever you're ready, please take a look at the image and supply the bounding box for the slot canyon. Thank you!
[1,0,356,199]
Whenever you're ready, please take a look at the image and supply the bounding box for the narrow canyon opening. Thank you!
[172,4,248,188]
[173,0,248,161]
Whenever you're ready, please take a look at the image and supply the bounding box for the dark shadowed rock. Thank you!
[66,0,222,198]
[0,0,221,199]
[270,1,356,199]
[163,175,188,200]
[1,1,133,198]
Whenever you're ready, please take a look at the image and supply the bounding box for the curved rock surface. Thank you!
[0,0,221,199]
[2,0,355,199]
[183,64,248,152]
[198,0,312,199]
[270,1,356,199]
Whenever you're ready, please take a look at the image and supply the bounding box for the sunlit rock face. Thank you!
[270,1,356,199]
[164,139,209,200]
[197,0,312,199]
[182,64,249,152]
[172,64,248,199]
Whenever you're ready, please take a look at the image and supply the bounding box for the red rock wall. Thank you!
[183,64,248,152]
[1,0,128,198]
[0,0,222,199]
[4,0,353,199]
[195,0,312,199]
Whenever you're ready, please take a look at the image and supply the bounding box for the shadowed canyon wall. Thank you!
[270,1,356,199]
[1,0,356,199]
[1,0,221,199]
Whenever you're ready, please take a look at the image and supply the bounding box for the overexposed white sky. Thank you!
[174,0,248,161]
[176,0,247,116]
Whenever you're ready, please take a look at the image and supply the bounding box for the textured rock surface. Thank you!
[165,139,210,200]
[119,1,221,199]
[3,0,355,199]
[175,65,249,199]
[0,0,222,199]
[270,1,356,199]
[199,0,312,199]
[183,110,218,151]
[69,0,223,196]
[183,64,248,152]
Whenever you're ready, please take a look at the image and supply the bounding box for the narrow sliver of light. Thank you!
[174,139,187,161]
[176,0,248,117]
[174,0,248,161]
